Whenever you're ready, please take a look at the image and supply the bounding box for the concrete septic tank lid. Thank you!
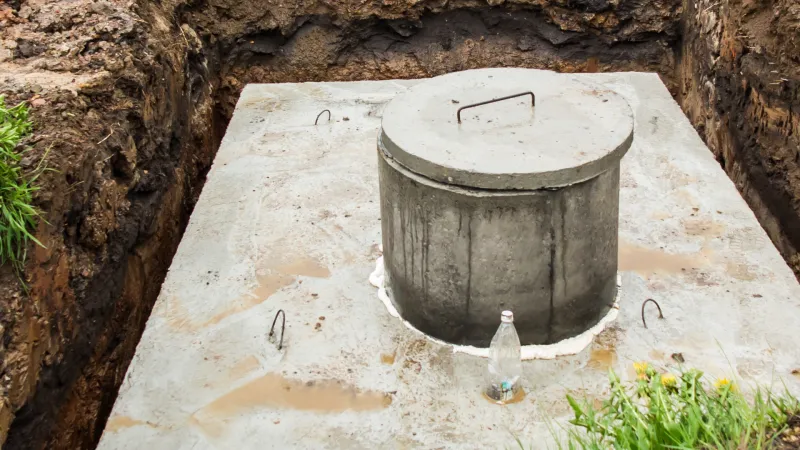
[379,68,635,190]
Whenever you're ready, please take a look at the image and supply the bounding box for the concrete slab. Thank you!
[97,74,800,450]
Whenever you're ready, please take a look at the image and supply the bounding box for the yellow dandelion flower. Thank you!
[714,377,736,391]
[661,373,677,387]
[633,362,648,375]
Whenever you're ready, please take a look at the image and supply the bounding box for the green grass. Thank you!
[0,95,43,269]
[544,363,800,450]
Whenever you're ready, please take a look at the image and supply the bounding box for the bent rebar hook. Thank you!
[269,309,286,350]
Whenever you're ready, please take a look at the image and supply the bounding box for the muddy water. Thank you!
[270,257,331,278]
[104,416,159,433]
[619,241,706,275]
[587,348,617,371]
[191,374,392,438]
[482,388,527,405]
[380,353,396,365]
[202,272,295,327]
[163,257,330,331]
[201,374,392,416]
[250,272,295,300]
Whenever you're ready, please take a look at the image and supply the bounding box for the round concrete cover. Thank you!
[379,68,634,190]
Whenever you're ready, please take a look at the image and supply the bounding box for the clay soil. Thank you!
[0,0,798,449]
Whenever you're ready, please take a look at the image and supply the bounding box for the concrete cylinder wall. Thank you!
[378,146,619,346]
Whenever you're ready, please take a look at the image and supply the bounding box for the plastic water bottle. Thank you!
[485,310,522,403]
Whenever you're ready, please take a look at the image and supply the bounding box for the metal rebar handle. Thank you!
[456,91,535,124]
[269,309,286,350]
[641,298,664,329]
[314,109,331,125]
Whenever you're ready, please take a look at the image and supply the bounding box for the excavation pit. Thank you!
[97,73,800,449]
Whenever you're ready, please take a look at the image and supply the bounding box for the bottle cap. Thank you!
[501,310,514,323]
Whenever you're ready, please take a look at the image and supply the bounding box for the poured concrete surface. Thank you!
[98,74,800,449]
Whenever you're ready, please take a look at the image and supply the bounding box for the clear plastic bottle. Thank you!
[485,310,522,403]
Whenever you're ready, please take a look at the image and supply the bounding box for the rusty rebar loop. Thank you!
[314,109,331,125]
[456,91,535,124]
[269,309,286,350]
[641,298,664,329]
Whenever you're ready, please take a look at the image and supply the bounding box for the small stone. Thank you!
[319,316,325,320]
[311,293,318,297]
[273,419,280,424]
[314,322,321,330]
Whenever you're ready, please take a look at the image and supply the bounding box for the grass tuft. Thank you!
[0,95,43,270]
[555,363,800,450]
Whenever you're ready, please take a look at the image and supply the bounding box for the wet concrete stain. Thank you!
[725,261,757,281]
[192,374,392,438]
[227,355,261,379]
[650,211,672,220]
[162,273,293,331]
[682,217,726,238]
[162,257,330,331]
[202,272,295,327]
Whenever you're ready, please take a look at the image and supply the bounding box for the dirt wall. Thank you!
[176,0,681,118]
[678,0,800,273]
[0,1,219,448]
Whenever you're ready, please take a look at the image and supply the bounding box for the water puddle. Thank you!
[270,257,331,278]
[227,355,261,379]
[200,373,390,415]
[619,241,707,275]
[482,388,527,405]
[161,256,330,332]
[200,273,294,327]
[587,348,617,371]
[192,374,392,438]
[105,416,160,433]
[380,352,396,365]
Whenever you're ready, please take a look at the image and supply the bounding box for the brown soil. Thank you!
[678,0,800,274]
[776,415,800,449]
[0,0,796,449]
